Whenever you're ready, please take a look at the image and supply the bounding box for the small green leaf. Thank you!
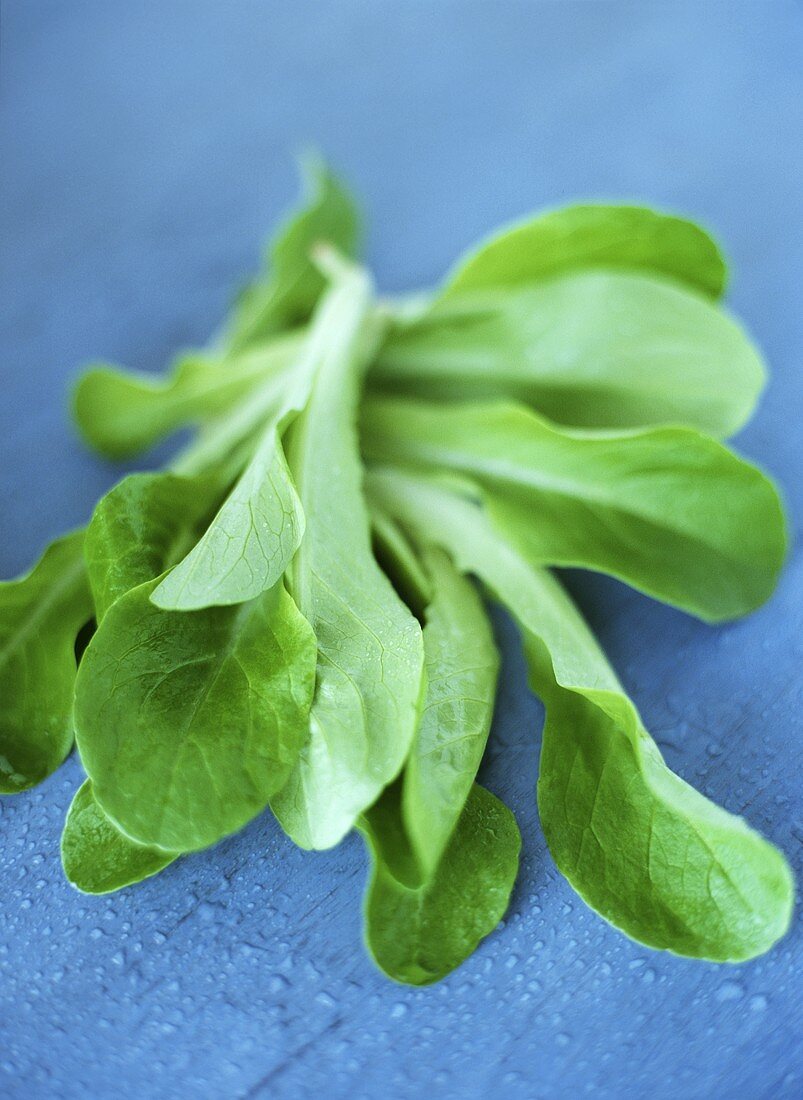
[75,577,316,852]
[271,256,424,849]
[151,426,303,610]
[151,333,325,611]
[62,779,177,894]
[72,336,299,459]
[441,203,727,299]
[402,547,500,876]
[377,271,764,438]
[363,397,787,622]
[0,531,93,793]
[85,471,225,621]
[361,783,521,985]
[368,468,794,963]
[228,155,361,351]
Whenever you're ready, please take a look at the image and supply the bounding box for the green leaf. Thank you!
[532,653,794,963]
[61,779,176,894]
[441,203,727,299]
[85,471,225,621]
[376,271,764,438]
[0,531,93,793]
[367,468,794,962]
[361,782,521,985]
[72,159,357,462]
[402,547,500,876]
[270,255,424,849]
[363,397,787,623]
[74,577,316,851]
[227,155,361,351]
[151,428,302,610]
[358,534,508,980]
[151,331,327,611]
[72,335,300,460]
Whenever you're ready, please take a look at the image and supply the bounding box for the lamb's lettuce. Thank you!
[271,254,424,849]
[363,396,787,622]
[401,546,500,876]
[226,154,360,351]
[441,203,727,299]
[2,162,793,982]
[62,779,177,894]
[73,336,302,460]
[75,577,316,851]
[376,270,764,437]
[72,152,359,460]
[367,467,794,962]
[0,531,93,792]
[358,537,515,985]
[85,471,225,620]
[150,371,310,610]
[361,782,520,985]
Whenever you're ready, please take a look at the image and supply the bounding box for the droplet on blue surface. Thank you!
[715,980,744,1003]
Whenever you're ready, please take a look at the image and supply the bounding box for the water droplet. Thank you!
[716,980,744,1002]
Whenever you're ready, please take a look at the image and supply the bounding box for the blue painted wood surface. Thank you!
[1,3,801,1096]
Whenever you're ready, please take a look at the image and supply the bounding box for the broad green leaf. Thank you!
[376,271,764,438]
[227,155,360,351]
[402,547,500,876]
[270,256,424,849]
[85,471,225,621]
[361,782,521,985]
[61,779,176,894]
[0,531,93,793]
[363,397,787,623]
[368,469,794,962]
[442,203,727,299]
[72,334,300,459]
[75,577,316,851]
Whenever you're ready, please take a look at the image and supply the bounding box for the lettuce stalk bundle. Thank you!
[1,159,793,984]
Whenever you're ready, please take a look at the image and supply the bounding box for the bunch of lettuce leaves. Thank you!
[1,158,793,985]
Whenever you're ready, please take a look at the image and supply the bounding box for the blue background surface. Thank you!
[1,3,801,1097]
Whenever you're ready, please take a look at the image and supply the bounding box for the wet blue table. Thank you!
[1,3,801,1097]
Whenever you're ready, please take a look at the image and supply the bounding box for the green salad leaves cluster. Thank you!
[1,157,793,984]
